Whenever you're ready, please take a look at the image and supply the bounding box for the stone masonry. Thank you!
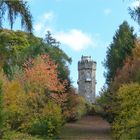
[78,56,96,103]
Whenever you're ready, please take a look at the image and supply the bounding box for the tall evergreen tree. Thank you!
[45,31,72,83]
[104,21,136,85]
[45,31,60,47]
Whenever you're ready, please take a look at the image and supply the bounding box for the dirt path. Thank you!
[59,115,112,140]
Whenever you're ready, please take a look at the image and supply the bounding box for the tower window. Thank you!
[85,72,91,82]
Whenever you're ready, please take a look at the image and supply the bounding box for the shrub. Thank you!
[2,79,64,138]
[29,101,63,138]
[96,88,116,123]
[3,80,27,130]
[112,83,140,140]
[3,131,42,140]
[0,71,4,139]
[0,54,68,138]
[63,94,87,121]
[0,79,3,129]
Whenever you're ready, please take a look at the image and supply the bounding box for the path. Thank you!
[59,115,112,140]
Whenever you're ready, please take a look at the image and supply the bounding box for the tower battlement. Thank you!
[78,56,96,103]
[78,56,96,70]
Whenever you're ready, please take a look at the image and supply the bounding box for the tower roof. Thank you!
[81,56,92,62]
[78,55,96,70]
[79,55,96,63]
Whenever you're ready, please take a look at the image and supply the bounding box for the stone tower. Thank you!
[78,56,96,103]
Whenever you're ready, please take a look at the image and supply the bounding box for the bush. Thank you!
[0,80,3,129]
[96,87,117,123]
[63,94,88,121]
[89,104,100,115]
[2,131,42,140]
[75,96,87,119]
[2,78,64,139]
[0,71,4,139]
[29,101,63,138]
[3,80,27,130]
[112,83,140,140]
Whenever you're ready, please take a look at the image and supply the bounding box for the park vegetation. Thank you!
[0,29,91,139]
[0,1,91,139]
[97,2,140,139]
[1,0,140,139]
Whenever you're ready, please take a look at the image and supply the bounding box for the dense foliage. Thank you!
[2,131,42,140]
[0,29,89,139]
[63,92,88,122]
[44,31,72,86]
[23,55,65,93]
[0,72,3,130]
[1,55,64,138]
[0,0,92,139]
[113,83,140,140]
[98,19,140,139]
[0,29,71,83]
[0,29,30,79]
[104,21,136,85]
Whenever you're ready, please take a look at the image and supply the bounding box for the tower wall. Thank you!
[78,56,96,103]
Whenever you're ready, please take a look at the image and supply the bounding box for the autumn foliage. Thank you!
[111,40,140,92]
[0,29,89,139]
[98,37,140,139]
[23,55,66,93]
[0,55,67,138]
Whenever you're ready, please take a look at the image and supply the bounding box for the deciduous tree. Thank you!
[23,55,66,94]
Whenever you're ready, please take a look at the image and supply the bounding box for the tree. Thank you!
[0,0,32,32]
[23,55,66,94]
[45,31,60,47]
[104,21,136,85]
[99,21,137,123]
[2,75,64,138]
[0,29,30,79]
[45,31,72,89]
[129,0,140,26]
[110,40,140,92]
[0,29,72,86]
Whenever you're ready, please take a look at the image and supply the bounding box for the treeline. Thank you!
[0,29,91,139]
[97,5,140,140]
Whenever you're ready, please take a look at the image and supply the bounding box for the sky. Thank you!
[4,0,140,95]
